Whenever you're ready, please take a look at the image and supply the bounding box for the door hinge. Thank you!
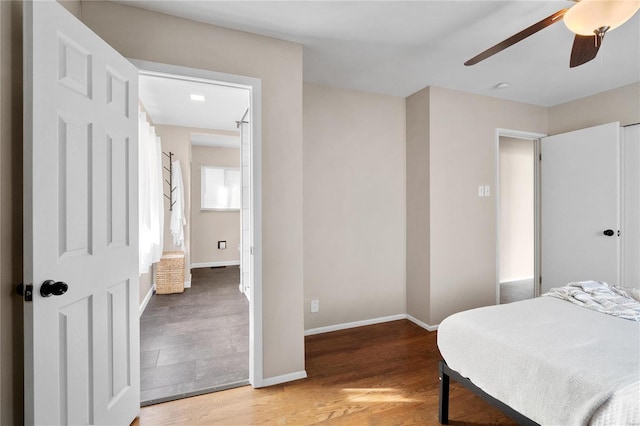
[250,246,254,255]
[16,283,33,302]
[539,276,542,284]
[539,153,542,161]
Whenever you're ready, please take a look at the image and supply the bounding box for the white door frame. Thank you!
[495,128,547,304]
[131,59,264,388]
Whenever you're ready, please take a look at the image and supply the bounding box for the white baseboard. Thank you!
[139,285,154,317]
[304,314,406,336]
[406,314,439,331]
[254,370,307,388]
[304,314,438,336]
[191,260,240,269]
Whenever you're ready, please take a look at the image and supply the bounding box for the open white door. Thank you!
[24,1,139,424]
[621,124,640,288]
[541,122,620,293]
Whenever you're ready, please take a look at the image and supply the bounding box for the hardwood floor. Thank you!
[140,266,249,404]
[133,320,517,425]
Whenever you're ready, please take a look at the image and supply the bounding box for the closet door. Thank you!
[540,122,620,292]
[622,124,640,288]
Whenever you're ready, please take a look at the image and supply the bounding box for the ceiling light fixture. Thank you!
[495,82,510,89]
[564,0,640,36]
[190,94,205,102]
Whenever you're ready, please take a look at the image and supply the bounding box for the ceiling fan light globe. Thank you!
[564,0,640,35]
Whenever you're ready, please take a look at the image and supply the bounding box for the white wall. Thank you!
[303,83,406,330]
[81,0,305,380]
[499,137,534,283]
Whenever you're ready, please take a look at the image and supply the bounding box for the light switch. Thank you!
[478,185,485,197]
[484,185,491,197]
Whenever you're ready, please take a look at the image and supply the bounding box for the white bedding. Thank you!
[437,297,640,426]
[544,281,640,321]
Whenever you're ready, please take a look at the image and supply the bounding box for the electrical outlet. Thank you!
[478,185,485,197]
[310,299,319,313]
[218,241,226,249]
[484,185,491,197]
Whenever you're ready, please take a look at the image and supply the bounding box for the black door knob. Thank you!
[40,280,68,297]
[603,229,615,236]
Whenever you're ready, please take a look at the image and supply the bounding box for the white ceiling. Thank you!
[119,1,640,107]
[138,74,249,132]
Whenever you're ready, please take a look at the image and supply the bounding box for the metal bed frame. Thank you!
[438,360,539,426]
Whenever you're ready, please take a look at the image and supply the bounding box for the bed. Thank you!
[437,281,640,425]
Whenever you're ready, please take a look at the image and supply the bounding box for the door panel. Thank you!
[541,122,620,292]
[622,125,640,288]
[24,2,139,424]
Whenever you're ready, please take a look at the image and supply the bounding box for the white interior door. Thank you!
[541,122,620,293]
[622,124,640,288]
[24,2,140,424]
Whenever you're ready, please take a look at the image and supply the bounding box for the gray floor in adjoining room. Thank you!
[500,278,535,304]
[140,266,249,404]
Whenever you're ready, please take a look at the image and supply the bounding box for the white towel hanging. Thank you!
[170,160,186,247]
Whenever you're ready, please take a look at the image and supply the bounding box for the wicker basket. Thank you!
[156,251,185,294]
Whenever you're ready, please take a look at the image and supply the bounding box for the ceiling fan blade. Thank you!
[465,8,569,66]
[570,34,602,68]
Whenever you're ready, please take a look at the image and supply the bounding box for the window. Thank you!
[201,166,241,210]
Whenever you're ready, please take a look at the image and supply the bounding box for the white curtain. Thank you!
[138,109,164,274]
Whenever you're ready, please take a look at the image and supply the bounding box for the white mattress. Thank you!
[437,297,640,426]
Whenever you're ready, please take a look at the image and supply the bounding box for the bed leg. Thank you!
[439,360,450,424]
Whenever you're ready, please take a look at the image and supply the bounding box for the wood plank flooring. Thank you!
[140,266,249,404]
[133,320,517,425]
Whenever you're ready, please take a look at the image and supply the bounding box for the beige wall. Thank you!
[414,86,548,325]
[154,124,193,285]
[139,272,152,306]
[406,87,430,324]
[499,137,534,283]
[58,0,81,17]
[191,145,241,265]
[0,1,23,424]
[549,82,640,135]
[303,83,406,330]
[80,1,305,379]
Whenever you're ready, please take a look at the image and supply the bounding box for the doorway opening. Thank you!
[495,129,545,304]
[134,60,262,404]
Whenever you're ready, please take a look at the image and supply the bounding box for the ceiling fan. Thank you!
[465,0,640,68]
